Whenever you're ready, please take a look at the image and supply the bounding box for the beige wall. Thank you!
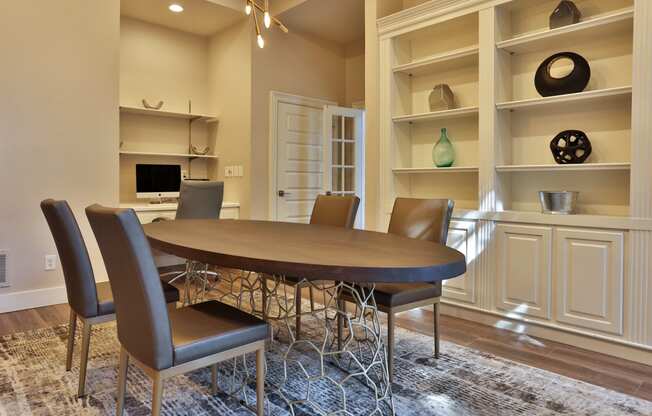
[120,17,210,114]
[208,21,253,218]
[0,2,120,298]
[345,40,365,107]
[249,29,347,219]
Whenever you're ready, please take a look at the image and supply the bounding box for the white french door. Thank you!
[323,105,365,228]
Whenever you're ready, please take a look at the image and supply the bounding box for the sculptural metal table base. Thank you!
[258,274,395,416]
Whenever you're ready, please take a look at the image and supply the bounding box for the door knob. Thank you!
[278,190,291,197]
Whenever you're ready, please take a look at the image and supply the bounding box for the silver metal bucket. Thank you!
[538,191,578,215]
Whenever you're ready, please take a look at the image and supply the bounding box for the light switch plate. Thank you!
[225,166,234,177]
[45,254,57,271]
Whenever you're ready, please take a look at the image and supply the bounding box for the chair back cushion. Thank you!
[175,180,224,220]
[86,204,174,370]
[309,194,360,229]
[40,199,99,318]
[388,198,454,244]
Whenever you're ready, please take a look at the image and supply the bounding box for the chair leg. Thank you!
[309,286,315,312]
[387,312,395,384]
[66,310,77,371]
[77,322,92,398]
[211,364,218,395]
[337,298,345,351]
[256,348,265,416]
[295,286,302,339]
[434,301,440,359]
[261,275,268,321]
[151,374,164,416]
[116,347,129,416]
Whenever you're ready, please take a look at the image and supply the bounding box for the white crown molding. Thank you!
[377,0,509,39]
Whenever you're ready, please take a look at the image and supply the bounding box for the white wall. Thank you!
[345,40,365,107]
[0,1,120,306]
[208,21,253,218]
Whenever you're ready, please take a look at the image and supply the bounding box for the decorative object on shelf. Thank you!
[432,128,455,167]
[550,129,592,164]
[549,1,581,29]
[428,84,455,112]
[535,52,590,97]
[142,99,164,110]
[190,145,210,156]
[245,0,288,49]
[539,191,578,215]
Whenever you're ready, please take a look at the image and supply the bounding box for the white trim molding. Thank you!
[0,286,68,314]
[268,91,337,221]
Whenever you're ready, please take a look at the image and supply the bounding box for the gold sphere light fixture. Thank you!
[244,0,288,49]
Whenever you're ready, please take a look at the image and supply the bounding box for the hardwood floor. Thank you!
[1,300,651,403]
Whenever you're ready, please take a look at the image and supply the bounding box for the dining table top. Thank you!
[144,219,466,283]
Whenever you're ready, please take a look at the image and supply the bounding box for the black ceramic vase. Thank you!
[535,52,590,97]
[550,130,592,164]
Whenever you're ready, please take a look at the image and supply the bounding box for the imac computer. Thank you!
[136,164,181,201]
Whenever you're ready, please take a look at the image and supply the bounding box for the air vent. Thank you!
[0,250,8,288]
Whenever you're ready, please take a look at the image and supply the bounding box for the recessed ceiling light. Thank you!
[169,3,184,13]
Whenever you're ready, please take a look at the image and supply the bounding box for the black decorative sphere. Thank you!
[550,130,592,164]
[535,52,590,97]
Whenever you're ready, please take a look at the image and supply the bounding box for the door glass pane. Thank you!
[344,116,354,140]
[332,140,342,165]
[332,115,342,139]
[332,167,342,191]
[344,167,355,192]
[344,142,355,166]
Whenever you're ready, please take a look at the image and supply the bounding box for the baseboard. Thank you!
[0,286,68,314]
[439,302,652,366]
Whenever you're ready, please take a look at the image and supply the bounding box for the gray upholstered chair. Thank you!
[161,180,224,300]
[40,199,180,398]
[86,204,267,416]
[341,197,454,382]
[263,194,359,336]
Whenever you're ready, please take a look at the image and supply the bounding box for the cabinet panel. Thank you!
[555,228,624,334]
[496,224,552,319]
[443,220,476,304]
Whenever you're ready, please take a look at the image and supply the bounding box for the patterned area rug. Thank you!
[0,321,650,416]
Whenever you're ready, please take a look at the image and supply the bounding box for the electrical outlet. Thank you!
[45,254,57,271]
[181,170,188,180]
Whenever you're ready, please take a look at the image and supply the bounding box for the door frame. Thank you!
[268,91,337,221]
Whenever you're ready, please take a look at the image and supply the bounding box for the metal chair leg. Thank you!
[77,322,92,398]
[116,347,129,416]
[66,310,77,371]
[211,364,218,395]
[337,298,345,351]
[434,301,440,358]
[256,348,265,416]
[387,312,395,384]
[295,286,302,339]
[151,374,164,416]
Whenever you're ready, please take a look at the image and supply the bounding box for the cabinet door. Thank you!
[555,228,624,335]
[442,220,476,304]
[496,224,552,319]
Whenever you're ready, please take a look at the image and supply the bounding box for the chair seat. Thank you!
[369,282,442,308]
[170,301,269,366]
[95,281,180,316]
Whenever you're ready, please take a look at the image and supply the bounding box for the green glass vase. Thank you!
[432,128,455,167]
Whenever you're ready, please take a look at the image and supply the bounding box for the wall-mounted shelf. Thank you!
[393,166,478,174]
[496,162,630,173]
[392,106,479,124]
[119,106,218,123]
[496,8,634,54]
[496,86,632,111]
[393,45,479,76]
[120,150,218,159]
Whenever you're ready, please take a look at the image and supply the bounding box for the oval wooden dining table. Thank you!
[144,219,466,416]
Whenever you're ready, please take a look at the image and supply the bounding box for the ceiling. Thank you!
[120,0,245,36]
[280,0,364,45]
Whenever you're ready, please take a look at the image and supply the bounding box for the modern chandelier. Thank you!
[245,0,288,48]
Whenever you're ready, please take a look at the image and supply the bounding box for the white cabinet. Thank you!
[123,203,240,224]
[496,224,552,319]
[443,220,476,304]
[555,228,624,335]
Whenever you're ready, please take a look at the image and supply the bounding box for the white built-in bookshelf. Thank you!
[378,0,652,361]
